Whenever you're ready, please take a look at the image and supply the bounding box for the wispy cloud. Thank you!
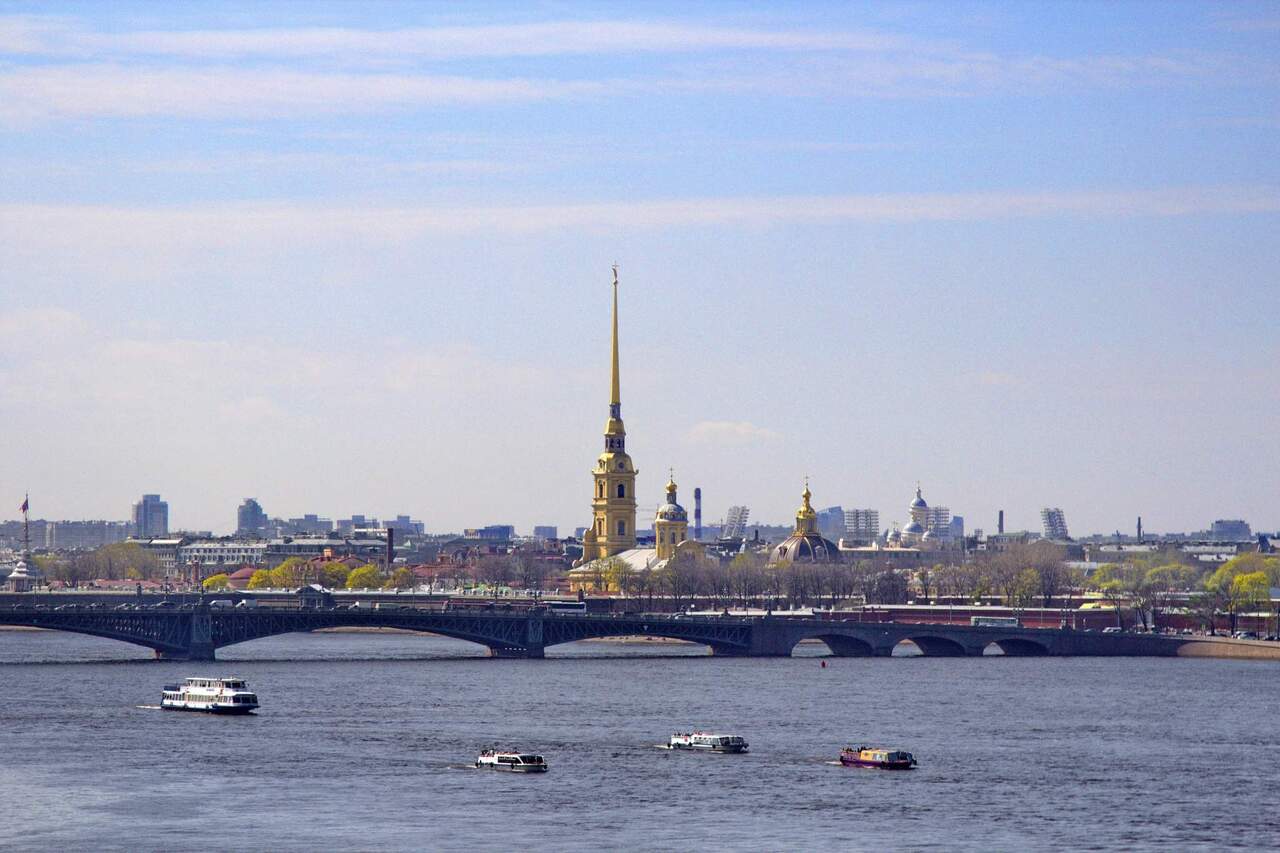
[2,186,1273,253]
[0,16,1270,122]
[0,65,614,121]
[0,17,936,60]
[687,420,780,444]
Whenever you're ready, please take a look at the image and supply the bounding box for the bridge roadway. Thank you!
[0,604,1190,661]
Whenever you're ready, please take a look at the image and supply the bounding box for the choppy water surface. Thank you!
[1,629,1277,852]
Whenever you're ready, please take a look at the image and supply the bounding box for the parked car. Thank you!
[1102,626,1122,634]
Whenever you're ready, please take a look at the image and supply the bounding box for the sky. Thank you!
[0,1,1277,537]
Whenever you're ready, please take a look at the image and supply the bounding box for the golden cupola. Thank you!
[768,481,840,566]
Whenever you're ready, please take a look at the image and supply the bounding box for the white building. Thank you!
[178,541,268,571]
[842,508,880,544]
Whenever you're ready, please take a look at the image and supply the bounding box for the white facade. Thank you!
[842,508,880,543]
[178,541,268,569]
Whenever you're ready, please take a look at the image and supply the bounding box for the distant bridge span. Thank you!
[0,605,1191,661]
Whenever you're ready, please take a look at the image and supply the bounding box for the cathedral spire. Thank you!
[609,264,621,419]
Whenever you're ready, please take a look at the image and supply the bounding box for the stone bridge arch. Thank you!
[899,634,970,656]
[987,636,1051,656]
[791,632,876,657]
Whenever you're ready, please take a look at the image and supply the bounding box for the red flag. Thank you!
[19,497,28,513]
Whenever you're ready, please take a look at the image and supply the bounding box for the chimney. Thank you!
[694,487,702,541]
[997,510,1005,535]
[1137,516,1143,543]
[386,527,395,571]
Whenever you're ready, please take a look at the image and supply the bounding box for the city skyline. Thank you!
[1,3,1277,535]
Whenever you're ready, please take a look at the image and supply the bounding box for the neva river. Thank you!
[0,630,1276,852]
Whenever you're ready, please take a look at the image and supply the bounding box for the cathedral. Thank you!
[569,269,700,591]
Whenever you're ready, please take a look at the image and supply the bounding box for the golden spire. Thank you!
[667,468,677,497]
[610,264,620,409]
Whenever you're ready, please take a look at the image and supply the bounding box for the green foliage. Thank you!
[383,566,415,590]
[346,564,386,590]
[246,569,273,590]
[202,573,230,591]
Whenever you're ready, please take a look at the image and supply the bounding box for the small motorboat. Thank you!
[669,732,749,753]
[839,746,916,769]
[475,750,548,772]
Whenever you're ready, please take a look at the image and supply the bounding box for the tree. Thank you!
[1089,562,1143,629]
[476,555,515,592]
[202,573,230,591]
[315,561,352,589]
[246,569,273,590]
[727,552,766,605]
[383,566,416,590]
[1205,562,1269,634]
[346,564,386,590]
[268,557,311,588]
[603,557,635,597]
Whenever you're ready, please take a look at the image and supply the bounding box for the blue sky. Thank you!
[0,1,1277,536]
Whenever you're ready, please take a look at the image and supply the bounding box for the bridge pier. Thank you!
[155,646,216,662]
[488,645,544,659]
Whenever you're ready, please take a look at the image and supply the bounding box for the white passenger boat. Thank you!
[161,677,259,714]
[669,732,749,753]
[475,750,548,772]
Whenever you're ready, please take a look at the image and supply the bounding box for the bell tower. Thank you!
[583,266,637,561]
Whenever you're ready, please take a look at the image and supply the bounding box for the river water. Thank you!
[0,629,1277,852]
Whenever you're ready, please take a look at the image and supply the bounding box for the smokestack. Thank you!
[694,488,702,540]
[386,527,395,572]
[1137,516,1143,543]
[998,510,1005,535]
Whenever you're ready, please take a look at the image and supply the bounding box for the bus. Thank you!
[970,615,1020,628]
[545,600,587,613]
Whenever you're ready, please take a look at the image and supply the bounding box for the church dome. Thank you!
[768,482,840,566]
[903,521,925,535]
[655,474,687,522]
[910,485,928,510]
[655,502,687,521]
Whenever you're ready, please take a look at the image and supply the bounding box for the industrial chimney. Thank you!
[997,510,1005,535]
[694,488,702,540]
[1137,516,1143,543]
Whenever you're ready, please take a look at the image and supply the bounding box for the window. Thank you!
[616,483,626,498]
[617,520,626,536]
[597,482,604,498]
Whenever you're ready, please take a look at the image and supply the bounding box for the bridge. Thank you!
[0,604,1191,660]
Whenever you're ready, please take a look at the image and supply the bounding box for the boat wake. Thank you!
[136,704,163,711]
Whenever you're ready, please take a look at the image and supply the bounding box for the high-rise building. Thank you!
[843,508,880,544]
[385,515,425,536]
[578,267,637,563]
[1041,507,1070,540]
[533,525,558,540]
[45,520,131,550]
[926,506,952,536]
[1211,519,1252,541]
[816,505,845,539]
[236,498,269,538]
[722,506,751,539]
[132,494,169,538]
[286,514,333,535]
